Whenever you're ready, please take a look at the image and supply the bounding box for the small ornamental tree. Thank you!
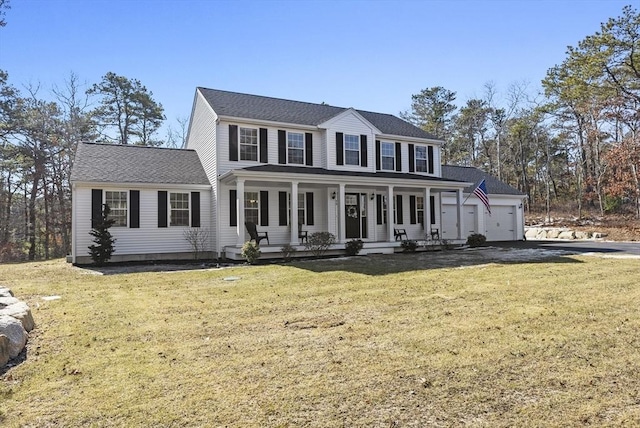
[88,204,116,265]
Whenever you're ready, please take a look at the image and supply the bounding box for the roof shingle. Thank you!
[71,143,210,185]
[441,165,525,196]
[198,88,440,140]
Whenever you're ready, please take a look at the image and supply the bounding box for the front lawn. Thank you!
[1,254,639,426]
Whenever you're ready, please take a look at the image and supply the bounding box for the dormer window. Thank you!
[287,132,305,164]
[239,127,258,161]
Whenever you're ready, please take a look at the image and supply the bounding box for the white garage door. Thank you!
[441,204,477,239]
[485,205,516,241]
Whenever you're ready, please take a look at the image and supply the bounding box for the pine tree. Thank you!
[88,204,116,265]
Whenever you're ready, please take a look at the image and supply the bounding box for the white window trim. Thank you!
[239,127,259,162]
[344,134,360,166]
[287,192,306,225]
[416,196,425,227]
[380,141,395,171]
[169,192,190,227]
[104,190,128,227]
[287,132,305,165]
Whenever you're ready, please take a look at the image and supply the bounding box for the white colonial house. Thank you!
[70,88,526,263]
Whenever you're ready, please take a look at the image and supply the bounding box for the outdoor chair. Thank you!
[394,228,408,241]
[245,221,269,245]
[298,223,308,244]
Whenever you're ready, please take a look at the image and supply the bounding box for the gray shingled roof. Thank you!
[198,88,440,140]
[441,165,525,196]
[71,143,210,185]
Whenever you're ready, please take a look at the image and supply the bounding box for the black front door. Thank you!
[345,193,360,239]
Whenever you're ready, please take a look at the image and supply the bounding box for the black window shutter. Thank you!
[278,130,286,164]
[376,194,383,225]
[260,128,268,163]
[428,146,434,174]
[409,195,416,224]
[336,132,344,165]
[91,189,102,228]
[229,125,238,161]
[395,142,402,172]
[430,195,436,225]
[408,144,415,172]
[375,140,381,170]
[130,190,140,228]
[260,191,269,226]
[360,135,367,167]
[396,195,403,224]
[278,192,288,226]
[229,189,237,227]
[158,191,168,228]
[305,133,313,166]
[306,192,314,225]
[191,192,201,227]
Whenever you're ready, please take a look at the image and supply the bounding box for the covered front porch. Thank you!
[217,165,471,259]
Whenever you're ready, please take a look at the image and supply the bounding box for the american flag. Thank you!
[473,179,491,215]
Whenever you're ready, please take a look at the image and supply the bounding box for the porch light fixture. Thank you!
[370,193,375,200]
[331,191,336,200]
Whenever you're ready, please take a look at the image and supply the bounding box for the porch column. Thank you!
[387,185,394,243]
[456,188,464,240]
[236,179,245,246]
[424,187,431,238]
[290,181,299,245]
[338,183,346,243]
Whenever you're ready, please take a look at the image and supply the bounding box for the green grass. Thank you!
[1,254,639,427]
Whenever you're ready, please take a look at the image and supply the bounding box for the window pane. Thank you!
[240,127,258,161]
[245,191,259,224]
[105,191,127,227]
[170,192,189,226]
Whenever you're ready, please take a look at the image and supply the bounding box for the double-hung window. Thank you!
[245,192,259,224]
[415,146,428,172]
[381,142,395,170]
[170,192,190,226]
[105,191,127,227]
[344,134,360,166]
[287,132,304,165]
[287,193,306,225]
[239,127,258,161]
[416,196,425,226]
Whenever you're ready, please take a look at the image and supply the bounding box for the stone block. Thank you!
[0,302,35,332]
[0,315,27,359]
[0,334,9,367]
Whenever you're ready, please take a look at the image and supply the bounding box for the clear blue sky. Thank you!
[0,0,633,133]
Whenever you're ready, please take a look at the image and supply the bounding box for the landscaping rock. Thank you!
[0,334,9,367]
[574,231,590,239]
[525,228,541,239]
[0,315,27,359]
[558,230,576,239]
[0,296,20,308]
[0,287,13,298]
[546,229,561,239]
[0,302,35,332]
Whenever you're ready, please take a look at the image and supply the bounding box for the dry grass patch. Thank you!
[1,254,639,427]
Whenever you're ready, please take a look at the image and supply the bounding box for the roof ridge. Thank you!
[82,142,195,152]
[198,87,346,111]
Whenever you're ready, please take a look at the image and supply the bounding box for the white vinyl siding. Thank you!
[73,185,211,261]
